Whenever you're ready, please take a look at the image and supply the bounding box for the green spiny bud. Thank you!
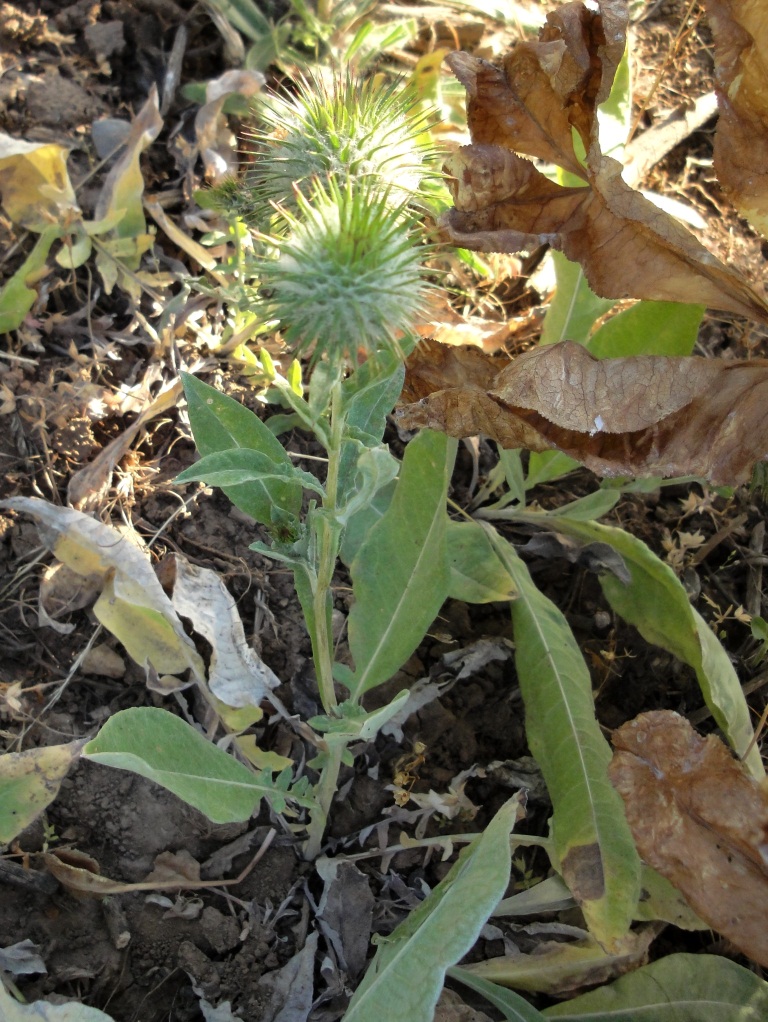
[242,71,439,227]
[257,177,431,364]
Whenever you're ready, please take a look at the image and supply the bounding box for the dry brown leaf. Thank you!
[442,2,768,322]
[706,0,768,237]
[448,0,626,178]
[398,338,768,485]
[414,292,522,353]
[143,849,201,887]
[462,927,657,998]
[609,710,768,967]
[44,841,268,897]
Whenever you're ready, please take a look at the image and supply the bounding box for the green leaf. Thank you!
[337,443,399,526]
[499,449,526,506]
[202,0,272,40]
[588,301,704,358]
[176,447,325,497]
[265,412,303,436]
[542,953,768,1020]
[549,490,620,521]
[539,251,614,347]
[339,478,396,566]
[495,875,575,918]
[343,798,519,1022]
[55,232,92,269]
[447,520,517,603]
[596,46,632,158]
[0,225,60,333]
[633,866,707,930]
[0,742,83,843]
[487,530,641,950]
[181,372,303,525]
[338,355,405,499]
[84,707,315,822]
[449,968,546,1022]
[526,451,580,489]
[309,690,410,740]
[536,515,765,781]
[345,430,456,698]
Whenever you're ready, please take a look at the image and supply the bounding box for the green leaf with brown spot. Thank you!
[486,528,640,950]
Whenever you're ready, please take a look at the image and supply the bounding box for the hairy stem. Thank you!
[304,381,349,857]
[311,382,344,716]
[305,736,345,859]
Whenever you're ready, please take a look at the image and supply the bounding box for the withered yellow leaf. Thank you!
[0,134,78,229]
[0,497,204,686]
[0,741,84,843]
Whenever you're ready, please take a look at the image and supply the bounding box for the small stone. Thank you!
[201,906,241,954]
[25,70,104,128]
[84,20,125,60]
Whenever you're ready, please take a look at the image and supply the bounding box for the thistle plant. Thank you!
[176,72,444,857]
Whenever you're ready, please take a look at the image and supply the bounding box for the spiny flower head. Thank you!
[257,177,431,364]
[243,71,439,227]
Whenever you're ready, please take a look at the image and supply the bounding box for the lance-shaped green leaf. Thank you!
[543,952,768,1021]
[176,447,325,497]
[447,520,517,603]
[345,430,456,698]
[181,372,303,525]
[0,225,61,333]
[532,514,764,781]
[448,969,546,1022]
[84,707,314,822]
[487,530,640,950]
[343,797,520,1022]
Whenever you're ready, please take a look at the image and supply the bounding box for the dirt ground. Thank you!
[1,1,767,1019]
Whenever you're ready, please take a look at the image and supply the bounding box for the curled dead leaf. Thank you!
[610,710,768,967]
[706,0,768,237]
[0,496,205,686]
[447,0,627,178]
[461,927,657,999]
[398,338,768,485]
[442,1,768,322]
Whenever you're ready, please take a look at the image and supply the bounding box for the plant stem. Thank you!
[311,381,344,716]
[304,379,349,857]
[304,735,345,859]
